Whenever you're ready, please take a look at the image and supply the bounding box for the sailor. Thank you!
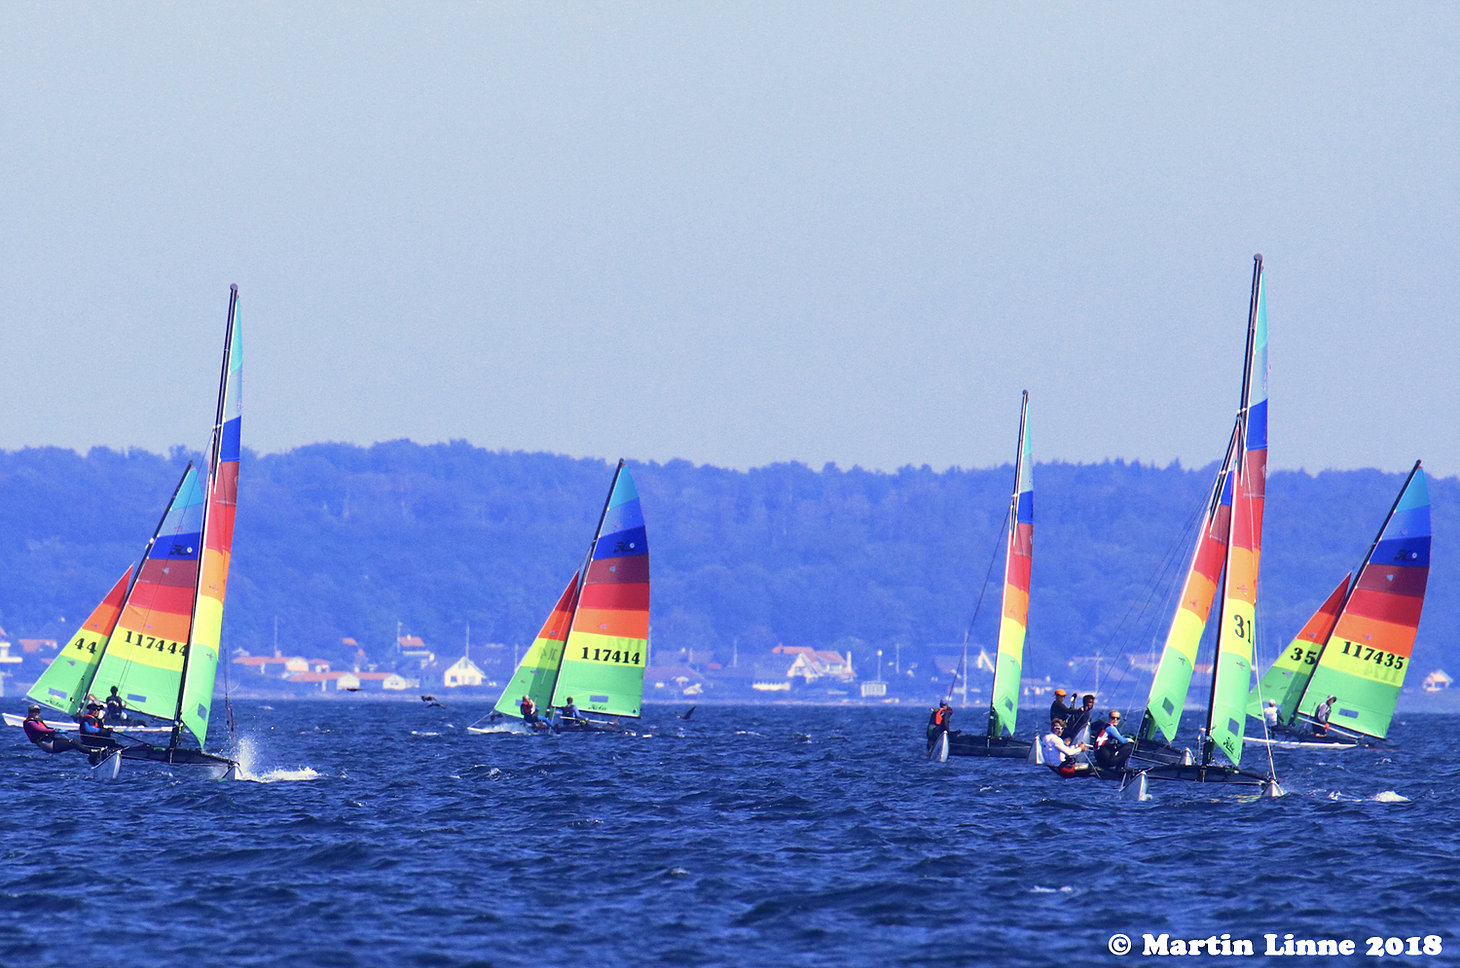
[1041,718,1089,777]
[519,695,547,730]
[22,705,85,754]
[1062,694,1096,742]
[78,702,111,738]
[105,685,128,722]
[561,697,580,721]
[1048,689,1072,728]
[1313,696,1336,736]
[1094,710,1136,770]
[926,699,953,752]
[1261,699,1280,728]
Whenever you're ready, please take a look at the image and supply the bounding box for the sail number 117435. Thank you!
[581,647,641,665]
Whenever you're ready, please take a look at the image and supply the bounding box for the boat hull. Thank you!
[944,731,1032,758]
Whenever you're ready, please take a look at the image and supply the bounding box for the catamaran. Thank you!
[1050,256,1281,796]
[1247,461,1430,749]
[12,287,243,777]
[933,391,1034,761]
[469,460,650,735]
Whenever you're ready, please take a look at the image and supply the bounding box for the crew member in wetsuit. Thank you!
[1094,710,1136,770]
[105,686,128,723]
[560,697,580,722]
[22,705,85,754]
[78,702,112,739]
[1313,696,1335,736]
[926,699,952,752]
[1048,689,1073,729]
[1041,719,1089,777]
[519,696,548,730]
[1062,694,1096,742]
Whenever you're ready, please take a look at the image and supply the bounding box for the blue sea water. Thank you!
[2,702,1457,968]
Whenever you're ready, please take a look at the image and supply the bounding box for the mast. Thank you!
[1203,256,1267,766]
[170,284,239,753]
[545,459,627,687]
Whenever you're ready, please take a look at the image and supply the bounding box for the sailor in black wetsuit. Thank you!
[1048,689,1073,729]
[105,686,129,723]
[1062,694,1096,742]
[22,706,85,755]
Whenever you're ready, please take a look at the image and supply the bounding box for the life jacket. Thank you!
[23,717,52,743]
[79,714,104,735]
[1091,720,1110,747]
[931,706,950,727]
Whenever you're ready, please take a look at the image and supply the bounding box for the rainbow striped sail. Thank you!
[1296,462,1429,739]
[987,392,1032,739]
[1206,255,1268,766]
[1248,574,1348,722]
[1137,433,1236,744]
[552,462,650,718]
[494,574,579,718]
[27,568,134,715]
[88,466,206,725]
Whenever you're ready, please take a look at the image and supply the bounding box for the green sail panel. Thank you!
[988,392,1031,739]
[551,465,649,718]
[1247,574,1347,722]
[1297,463,1430,739]
[27,568,133,715]
[89,466,205,724]
[494,573,579,717]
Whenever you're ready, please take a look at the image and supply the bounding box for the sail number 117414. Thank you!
[581,646,641,665]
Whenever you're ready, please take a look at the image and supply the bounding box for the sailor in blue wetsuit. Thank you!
[1093,710,1136,770]
[105,686,128,723]
[78,703,112,739]
[560,697,580,722]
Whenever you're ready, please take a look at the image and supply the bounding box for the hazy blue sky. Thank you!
[2,4,1455,476]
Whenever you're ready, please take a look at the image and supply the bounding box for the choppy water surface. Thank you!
[2,702,1457,967]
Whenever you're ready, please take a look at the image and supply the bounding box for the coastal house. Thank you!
[441,655,486,688]
[773,645,855,684]
[397,634,435,669]
[1423,669,1452,693]
[645,664,704,697]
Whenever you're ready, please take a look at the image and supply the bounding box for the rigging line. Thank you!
[944,504,1011,704]
[1096,493,1209,709]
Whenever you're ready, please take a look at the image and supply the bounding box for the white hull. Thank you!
[5,711,171,734]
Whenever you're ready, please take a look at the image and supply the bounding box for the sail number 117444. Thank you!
[580,646,641,665]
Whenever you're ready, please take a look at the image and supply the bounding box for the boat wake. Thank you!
[247,766,326,783]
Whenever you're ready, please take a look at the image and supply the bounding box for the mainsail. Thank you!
[987,391,1032,739]
[551,462,650,718]
[88,465,207,727]
[1293,462,1430,739]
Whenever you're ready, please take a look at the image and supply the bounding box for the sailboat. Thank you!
[14,287,243,777]
[1095,256,1281,794]
[470,459,649,735]
[1246,461,1430,749]
[938,391,1034,759]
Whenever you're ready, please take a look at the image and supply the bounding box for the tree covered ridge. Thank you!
[0,443,1452,683]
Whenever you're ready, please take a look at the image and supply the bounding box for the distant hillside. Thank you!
[0,443,1452,694]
